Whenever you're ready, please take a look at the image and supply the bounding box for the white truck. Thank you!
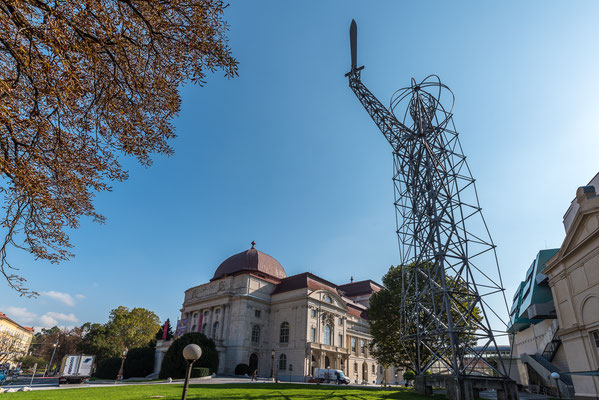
[313,368,350,384]
[58,355,95,384]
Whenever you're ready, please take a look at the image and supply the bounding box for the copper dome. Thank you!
[212,243,286,280]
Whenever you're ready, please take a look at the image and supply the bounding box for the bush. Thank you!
[95,357,121,379]
[192,367,210,377]
[159,333,218,379]
[234,363,249,376]
[123,347,155,379]
[15,355,46,370]
[403,370,415,382]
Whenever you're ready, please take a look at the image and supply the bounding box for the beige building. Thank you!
[174,243,398,383]
[544,181,599,399]
[0,312,34,368]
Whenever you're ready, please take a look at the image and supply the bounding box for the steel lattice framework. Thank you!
[346,20,510,378]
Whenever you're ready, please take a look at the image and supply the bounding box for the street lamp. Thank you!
[46,339,59,377]
[270,349,275,380]
[116,347,128,383]
[181,344,202,400]
[551,372,561,399]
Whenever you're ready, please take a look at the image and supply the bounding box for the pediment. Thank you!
[557,210,599,259]
[309,289,349,311]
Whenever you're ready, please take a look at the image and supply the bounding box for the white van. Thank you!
[313,368,350,384]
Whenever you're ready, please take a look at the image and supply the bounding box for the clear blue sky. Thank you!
[2,1,598,337]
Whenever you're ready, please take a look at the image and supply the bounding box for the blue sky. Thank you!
[2,1,598,338]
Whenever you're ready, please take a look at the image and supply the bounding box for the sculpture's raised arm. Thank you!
[346,20,411,150]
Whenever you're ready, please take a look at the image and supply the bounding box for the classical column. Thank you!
[207,307,214,338]
[218,305,226,340]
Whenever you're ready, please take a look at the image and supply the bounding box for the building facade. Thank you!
[506,173,599,399]
[0,312,34,369]
[177,243,397,383]
[544,182,599,399]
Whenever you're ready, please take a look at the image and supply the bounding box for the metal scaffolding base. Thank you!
[415,375,519,400]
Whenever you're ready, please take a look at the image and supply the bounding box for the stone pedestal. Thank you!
[154,339,173,374]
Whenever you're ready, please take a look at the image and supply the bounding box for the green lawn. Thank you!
[3,383,439,399]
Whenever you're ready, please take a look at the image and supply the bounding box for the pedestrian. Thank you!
[252,369,257,381]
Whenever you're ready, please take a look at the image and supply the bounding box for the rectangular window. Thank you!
[351,337,356,352]
[311,309,317,318]
[592,330,599,348]
[339,334,343,348]
[338,317,343,325]
[360,339,365,355]
[310,327,316,342]
[255,309,261,318]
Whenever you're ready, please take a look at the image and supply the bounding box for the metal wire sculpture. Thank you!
[345,20,510,378]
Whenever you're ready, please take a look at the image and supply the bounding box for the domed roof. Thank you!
[212,242,286,280]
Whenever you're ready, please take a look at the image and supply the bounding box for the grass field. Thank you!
[2,383,439,399]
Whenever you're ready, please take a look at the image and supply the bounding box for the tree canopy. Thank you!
[77,306,161,362]
[0,0,238,295]
[368,264,482,373]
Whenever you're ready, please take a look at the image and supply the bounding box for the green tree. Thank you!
[77,323,121,363]
[77,306,160,362]
[108,306,161,350]
[369,264,482,373]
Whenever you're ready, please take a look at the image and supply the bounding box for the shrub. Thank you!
[95,357,121,379]
[123,347,155,379]
[403,370,415,382]
[192,367,210,378]
[159,333,218,379]
[234,363,249,376]
[15,355,46,370]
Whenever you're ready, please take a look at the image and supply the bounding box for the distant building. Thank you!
[160,242,399,383]
[0,312,34,369]
[507,172,599,399]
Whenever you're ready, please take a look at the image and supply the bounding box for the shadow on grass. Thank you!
[184,383,446,400]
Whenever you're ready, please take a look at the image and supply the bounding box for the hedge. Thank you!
[95,357,121,379]
[123,347,155,379]
[159,333,218,379]
[94,346,155,379]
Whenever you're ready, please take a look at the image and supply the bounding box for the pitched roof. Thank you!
[272,273,377,320]
[337,280,383,296]
[0,312,34,332]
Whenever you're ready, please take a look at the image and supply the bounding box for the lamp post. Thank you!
[116,347,128,383]
[46,338,59,377]
[181,344,202,400]
[551,372,562,399]
[270,349,275,381]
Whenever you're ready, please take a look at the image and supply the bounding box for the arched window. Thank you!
[372,364,376,374]
[251,325,260,343]
[201,323,207,334]
[212,321,219,339]
[323,324,331,345]
[325,356,330,369]
[279,322,289,343]
[354,362,358,373]
[279,354,287,370]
